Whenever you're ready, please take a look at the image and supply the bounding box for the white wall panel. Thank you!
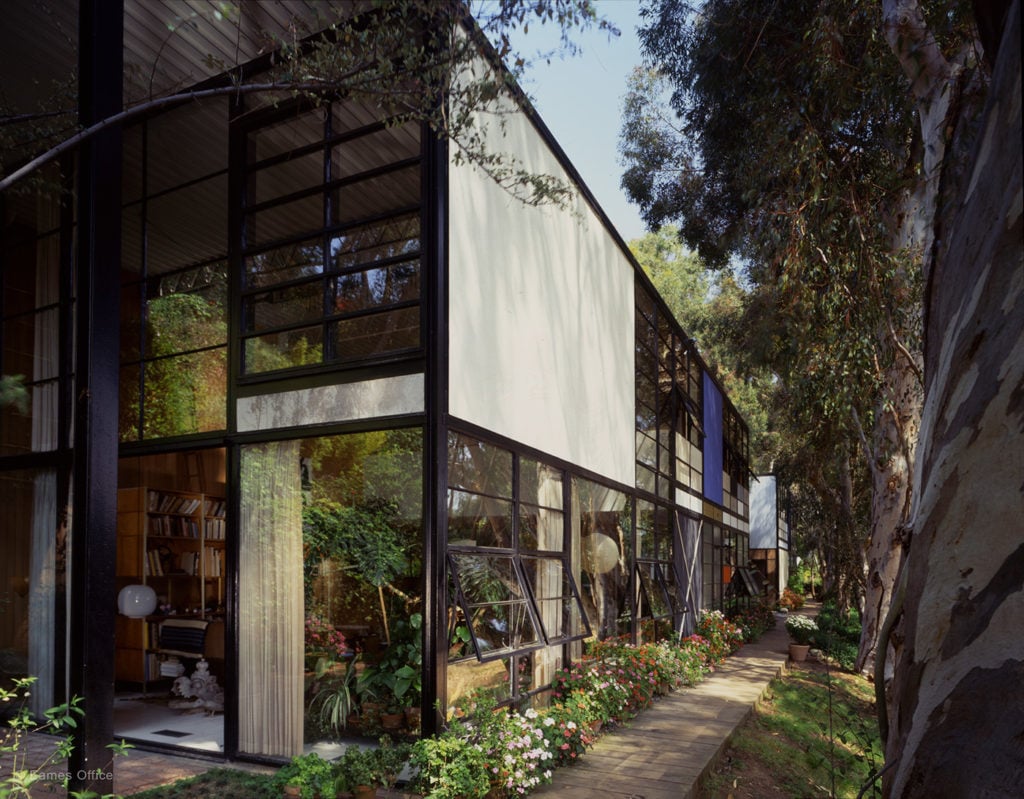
[448,94,635,485]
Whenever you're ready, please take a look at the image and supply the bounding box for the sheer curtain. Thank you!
[239,441,304,757]
[532,466,564,690]
[28,215,60,717]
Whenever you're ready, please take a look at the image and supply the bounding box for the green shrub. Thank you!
[811,602,862,671]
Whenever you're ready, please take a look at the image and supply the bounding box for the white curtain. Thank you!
[238,441,304,757]
[532,466,564,690]
[28,212,60,717]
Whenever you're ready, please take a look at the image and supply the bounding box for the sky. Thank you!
[510,0,651,244]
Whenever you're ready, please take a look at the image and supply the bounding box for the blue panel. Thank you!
[703,371,723,504]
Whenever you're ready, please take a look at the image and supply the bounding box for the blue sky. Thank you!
[511,0,650,243]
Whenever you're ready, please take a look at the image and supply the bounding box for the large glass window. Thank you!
[573,478,631,642]
[119,99,229,442]
[238,429,423,758]
[1,167,68,456]
[634,283,703,501]
[240,102,422,376]
[0,468,66,717]
[636,501,683,643]
[446,433,585,708]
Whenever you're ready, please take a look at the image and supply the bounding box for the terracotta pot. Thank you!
[789,643,810,662]
[352,785,376,799]
[282,785,302,799]
[380,711,404,731]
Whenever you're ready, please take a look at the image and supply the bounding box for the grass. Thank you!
[125,767,277,799]
[701,663,884,799]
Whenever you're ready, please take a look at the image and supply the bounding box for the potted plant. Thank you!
[339,737,410,799]
[273,753,337,799]
[785,614,817,661]
[309,655,359,736]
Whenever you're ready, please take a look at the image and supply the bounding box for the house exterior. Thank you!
[749,475,791,598]
[0,0,750,787]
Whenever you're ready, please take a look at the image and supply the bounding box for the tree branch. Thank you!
[0,77,368,194]
[881,0,952,105]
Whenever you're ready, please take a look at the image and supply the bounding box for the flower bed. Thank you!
[278,610,749,798]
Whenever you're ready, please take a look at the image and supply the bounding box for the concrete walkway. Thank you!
[6,618,794,797]
[530,618,792,799]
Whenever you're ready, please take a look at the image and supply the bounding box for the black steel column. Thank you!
[69,0,123,793]
[422,111,449,737]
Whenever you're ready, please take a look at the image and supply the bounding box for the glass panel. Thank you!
[449,553,539,659]
[331,165,420,227]
[250,149,324,205]
[331,259,419,311]
[119,364,141,442]
[636,463,656,493]
[146,175,228,275]
[245,238,324,289]
[331,122,420,178]
[246,190,323,249]
[331,213,420,269]
[575,479,630,640]
[636,431,657,468]
[446,432,513,497]
[446,490,512,549]
[142,349,227,438]
[331,306,419,361]
[122,205,143,277]
[237,429,423,753]
[331,99,386,136]
[519,459,563,511]
[244,326,324,373]
[0,469,63,717]
[145,265,228,354]
[637,563,669,618]
[120,282,142,361]
[249,108,325,162]
[518,504,563,552]
[243,279,323,334]
[520,556,585,642]
[147,98,227,194]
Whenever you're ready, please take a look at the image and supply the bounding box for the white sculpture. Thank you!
[168,659,224,713]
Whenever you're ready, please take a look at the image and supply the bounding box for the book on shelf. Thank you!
[148,491,202,516]
[203,498,226,518]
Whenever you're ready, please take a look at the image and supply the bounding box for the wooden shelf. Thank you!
[115,486,226,683]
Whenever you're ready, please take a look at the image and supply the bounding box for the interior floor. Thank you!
[113,692,223,753]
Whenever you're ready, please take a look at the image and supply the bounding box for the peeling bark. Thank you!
[884,1,1024,794]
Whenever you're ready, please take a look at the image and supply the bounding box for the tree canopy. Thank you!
[617,0,976,618]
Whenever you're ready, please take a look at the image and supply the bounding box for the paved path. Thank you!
[530,619,792,799]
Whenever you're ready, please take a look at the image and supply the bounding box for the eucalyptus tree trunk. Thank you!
[881,0,1023,794]
[856,357,920,675]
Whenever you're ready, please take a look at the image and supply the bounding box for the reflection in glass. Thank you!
[239,429,423,754]
[245,238,324,289]
[332,260,419,311]
[519,555,585,643]
[574,478,631,640]
[331,213,420,269]
[244,326,324,373]
[446,489,512,549]
[331,306,419,361]
[449,552,540,660]
[245,280,323,334]
[447,433,513,497]
[142,349,227,437]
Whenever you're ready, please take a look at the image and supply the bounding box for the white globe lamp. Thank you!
[118,584,157,618]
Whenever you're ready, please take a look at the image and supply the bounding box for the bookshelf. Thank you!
[115,486,226,684]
